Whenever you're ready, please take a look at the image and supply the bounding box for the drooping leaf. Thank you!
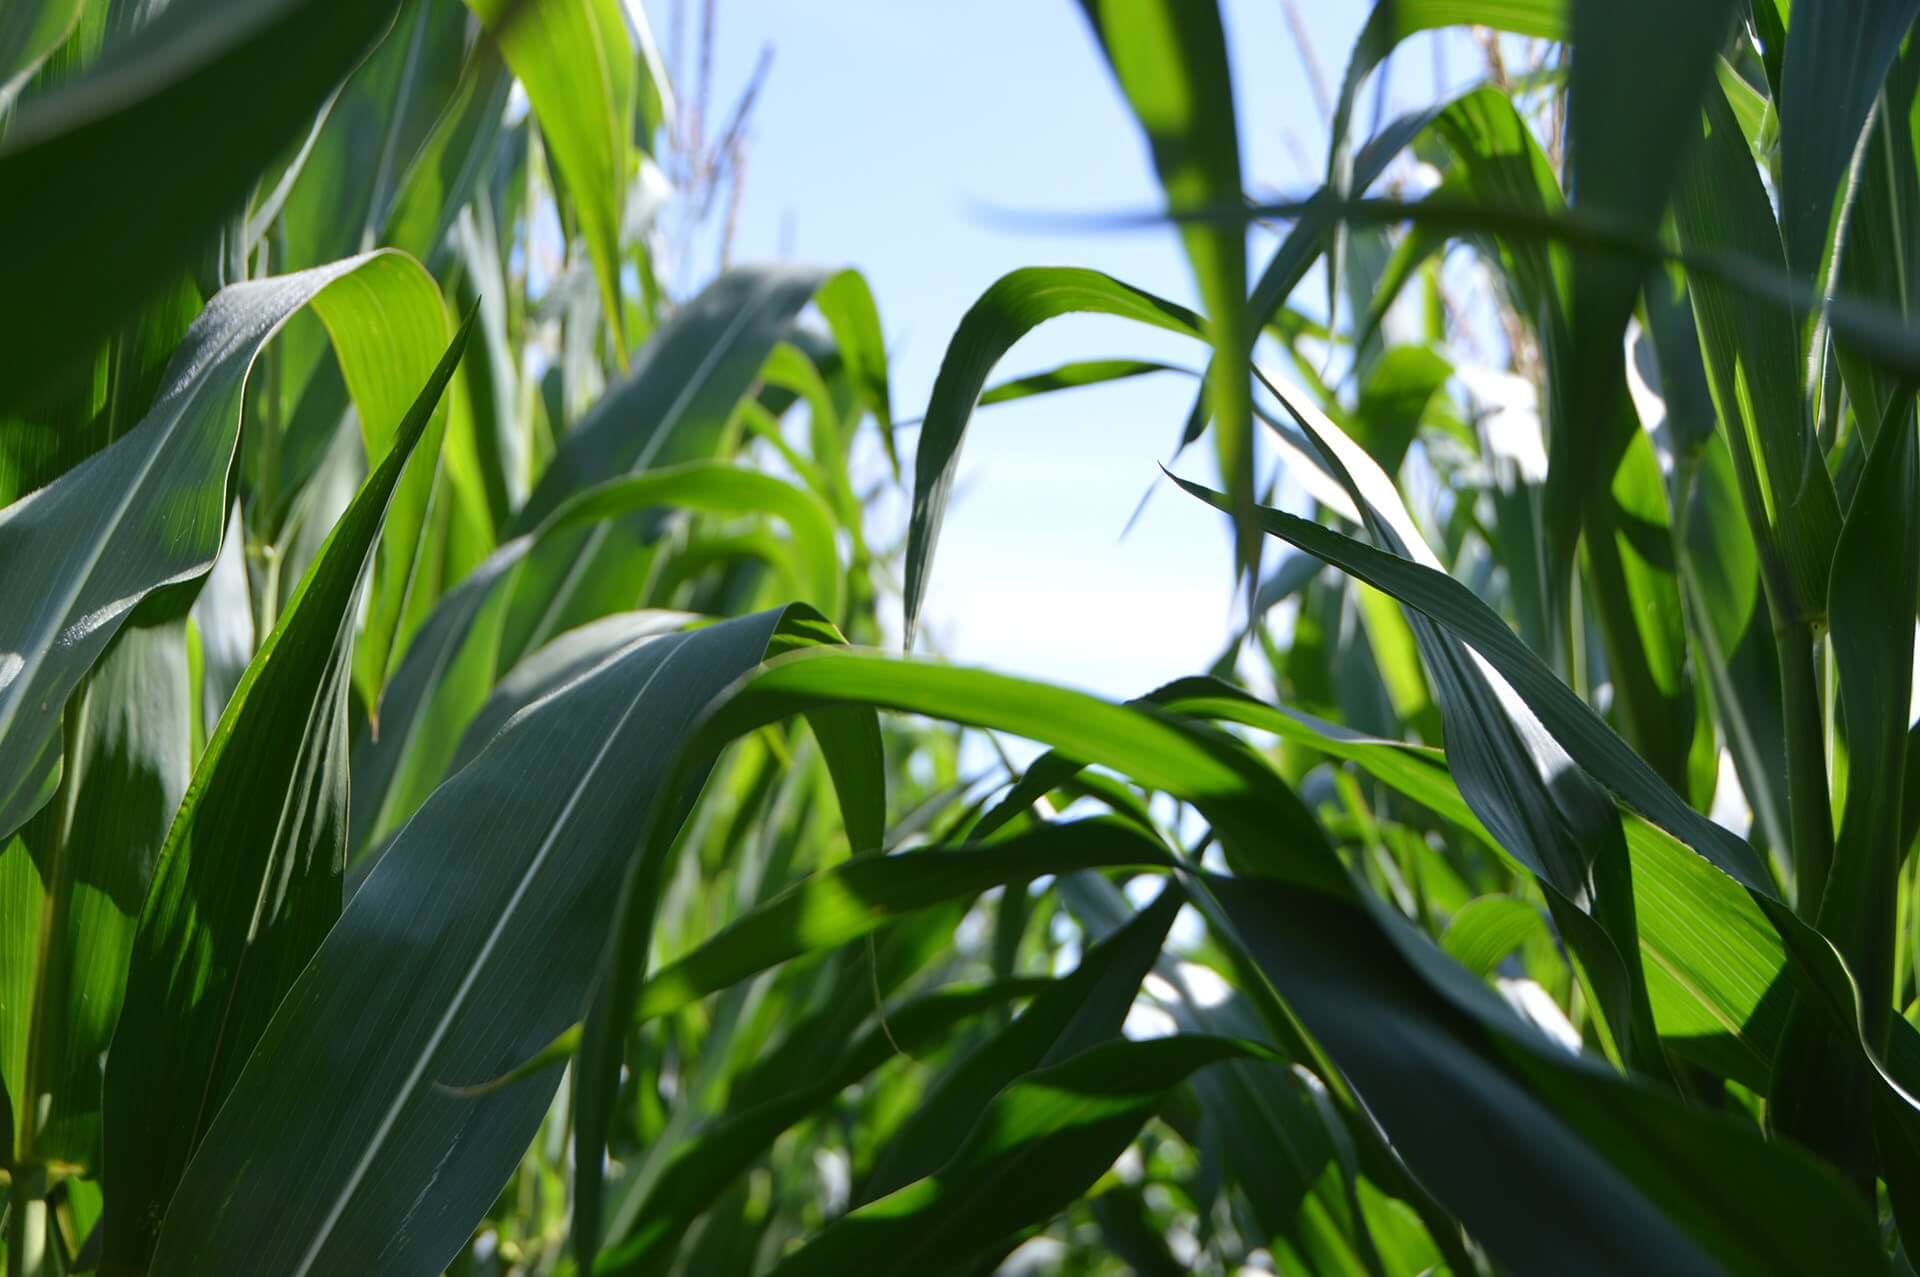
[1167,471,1767,889]
[351,462,842,855]
[1170,469,1920,1134]
[904,268,1203,644]
[1205,872,1881,1277]
[0,251,456,845]
[1255,374,1668,1076]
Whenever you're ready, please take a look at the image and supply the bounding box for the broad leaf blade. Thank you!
[101,310,472,1274]
[148,607,817,1275]
[0,251,459,845]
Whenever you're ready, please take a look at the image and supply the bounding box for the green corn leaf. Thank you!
[1034,675,1789,1090]
[318,254,458,721]
[0,271,202,511]
[1822,393,1920,1035]
[586,981,1051,1276]
[442,611,695,781]
[1325,0,1568,353]
[0,251,455,846]
[1772,390,1920,1189]
[1360,85,1695,789]
[188,504,257,743]
[382,33,515,267]
[462,854,1094,1098]
[1443,897,1551,979]
[1673,78,1844,624]
[1255,374,1667,1076]
[99,309,470,1274]
[1206,872,1882,1277]
[1669,371,1792,857]
[0,0,86,101]
[0,620,190,1178]
[762,1036,1265,1277]
[1076,0,1254,598]
[0,0,403,410]
[273,0,474,272]
[503,267,858,663]
[145,604,830,1275]
[980,358,1190,407]
[1060,871,1439,1277]
[625,815,1148,1034]
[1168,468,1920,1144]
[858,879,1182,1202]
[1832,41,1920,433]
[1778,0,1920,277]
[904,267,1203,645]
[625,645,1902,1268]
[1167,471,1767,888]
[1559,0,1737,584]
[572,643,1343,1269]
[1174,103,1448,458]
[1350,346,1451,477]
[814,270,896,470]
[351,461,842,855]
[466,0,636,359]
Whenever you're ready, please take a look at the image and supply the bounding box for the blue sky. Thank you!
[639,1,1467,698]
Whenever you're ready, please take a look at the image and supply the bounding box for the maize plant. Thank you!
[4,0,1920,1272]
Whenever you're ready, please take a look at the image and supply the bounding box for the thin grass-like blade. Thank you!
[587,981,1047,1275]
[857,879,1182,1202]
[764,1036,1264,1277]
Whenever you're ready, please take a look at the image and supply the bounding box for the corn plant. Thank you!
[7,0,1920,1273]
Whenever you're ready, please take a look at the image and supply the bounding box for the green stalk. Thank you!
[8,1172,49,1277]
[1775,623,1834,916]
